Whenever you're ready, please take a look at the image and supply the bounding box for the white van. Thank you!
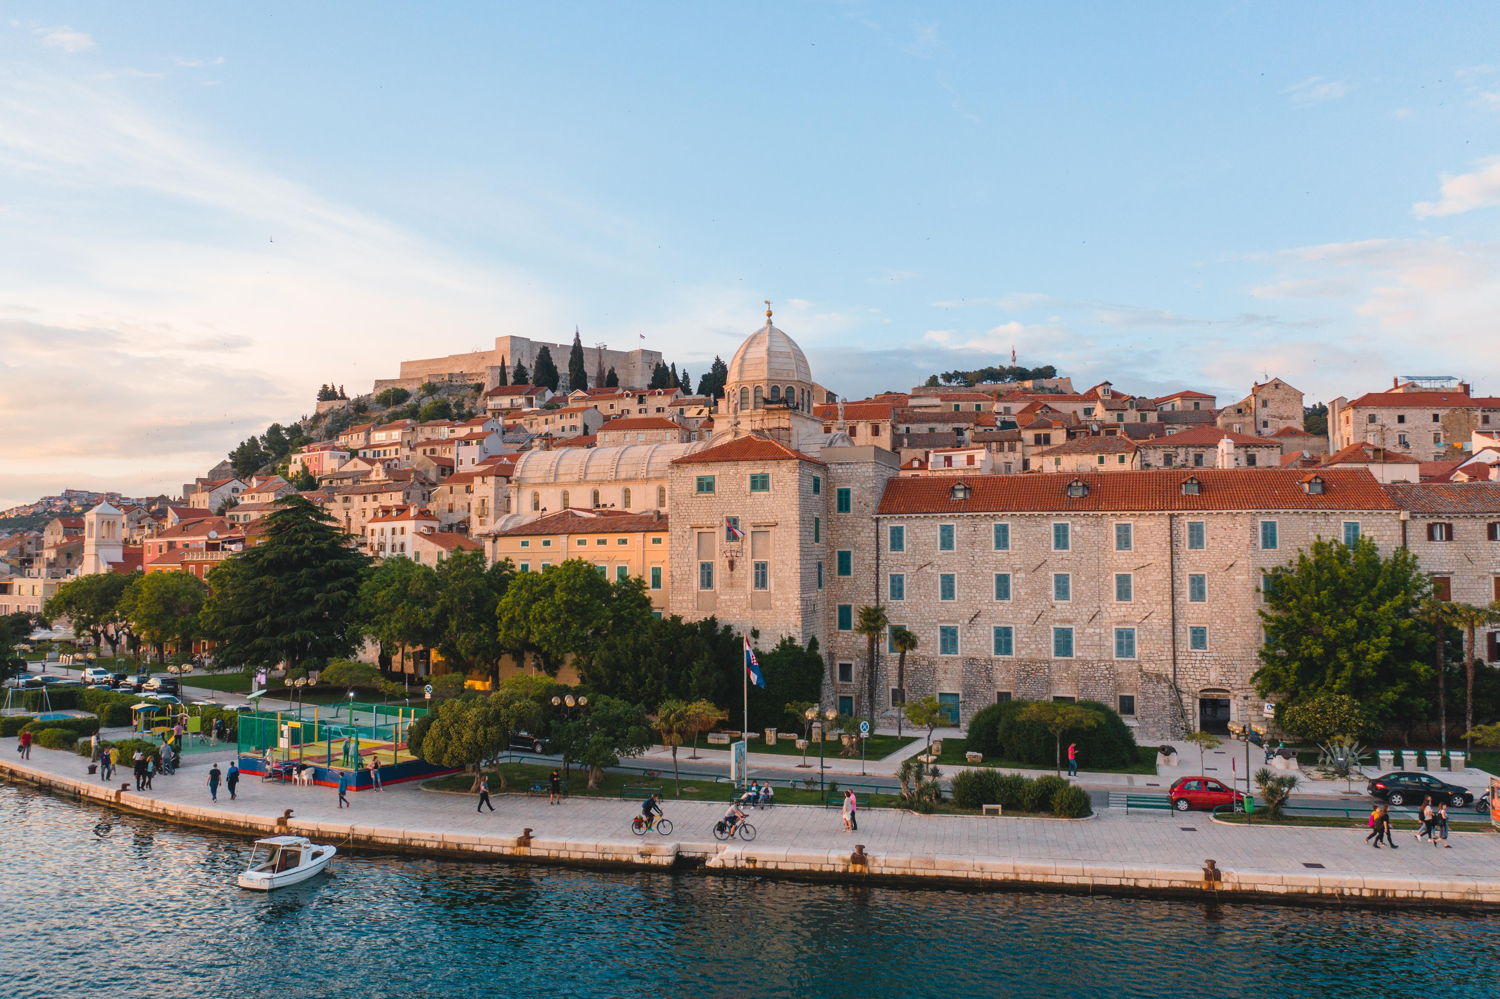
[80,667,113,685]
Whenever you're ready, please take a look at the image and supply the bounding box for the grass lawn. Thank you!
[675,734,918,761]
[1216,813,1495,833]
[179,672,253,693]
[1469,751,1500,775]
[932,738,1159,775]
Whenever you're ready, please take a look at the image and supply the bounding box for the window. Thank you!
[1053,573,1071,601]
[649,566,662,590]
[1189,626,1208,651]
[887,625,903,653]
[561,489,571,508]
[1052,627,1074,658]
[996,691,1013,703]
[724,516,741,542]
[1428,522,1454,542]
[1367,413,1376,424]
[939,573,956,601]
[993,572,1011,601]
[1433,433,1442,446]
[617,538,628,545]
[888,573,905,601]
[752,561,769,590]
[939,625,959,655]
[837,661,854,683]
[749,473,770,493]
[817,561,824,588]
[596,564,608,577]
[1114,523,1133,551]
[992,626,1014,656]
[616,565,629,582]
[836,550,852,576]
[591,489,601,507]
[695,475,716,495]
[1118,694,1136,716]
[1192,453,1205,467]
[1187,521,1205,549]
[1396,414,1407,424]
[888,525,906,552]
[1052,522,1070,551]
[993,522,1010,550]
[938,524,956,551]
[1245,453,1258,467]
[1343,521,1361,547]
[835,487,851,513]
[1188,573,1207,603]
[1487,522,1500,542]
[1431,575,1452,601]
[1260,520,1278,550]
[657,486,667,507]
[813,517,821,543]
[541,539,552,547]
[1114,573,1132,602]
[622,487,631,508]
[812,475,821,495]
[651,536,663,545]
[1113,627,1136,659]
[519,561,530,573]
[1261,572,1276,600]
[697,561,714,590]
[519,539,531,548]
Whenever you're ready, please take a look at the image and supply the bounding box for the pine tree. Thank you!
[680,369,691,394]
[698,355,729,399]
[568,328,588,392]
[605,367,619,388]
[498,356,509,386]
[668,363,681,389]
[512,360,530,385]
[648,362,671,390]
[533,346,560,392]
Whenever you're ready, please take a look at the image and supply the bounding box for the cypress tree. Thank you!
[605,367,619,388]
[680,369,691,394]
[648,362,671,390]
[533,346,560,392]
[512,360,530,385]
[568,328,588,391]
[498,356,509,386]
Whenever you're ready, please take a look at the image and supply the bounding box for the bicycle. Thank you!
[712,819,757,842]
[631,815,673,836]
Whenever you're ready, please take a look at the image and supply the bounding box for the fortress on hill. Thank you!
[373,334,664,393]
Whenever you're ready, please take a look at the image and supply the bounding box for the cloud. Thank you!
[173,56,225,68]
[1247,278,1354,299]
[929,292,1051,309]
[903,22,941,59]
[34,24,95,53]
[1413,157,1500,218]
[1283,76,1351,105]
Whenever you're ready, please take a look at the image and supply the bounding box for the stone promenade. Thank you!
[4,737,1499,907]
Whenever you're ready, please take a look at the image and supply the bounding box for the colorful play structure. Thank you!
[234,701,456,790]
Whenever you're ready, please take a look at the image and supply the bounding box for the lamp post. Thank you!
[1241,692,1252,824]
[816,707,837,801]
[347,689,355,729]
[799,706,817,769]
[550,693,588,779]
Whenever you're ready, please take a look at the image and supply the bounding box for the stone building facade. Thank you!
[377,334,664,394]
[1217,378,1304,436]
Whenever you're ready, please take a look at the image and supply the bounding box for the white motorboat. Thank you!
[237,836,336,891]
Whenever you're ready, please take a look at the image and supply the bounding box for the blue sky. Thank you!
[3,3,1500,506]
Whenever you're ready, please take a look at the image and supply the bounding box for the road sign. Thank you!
[424,684,433,695]
[859,720,870,736]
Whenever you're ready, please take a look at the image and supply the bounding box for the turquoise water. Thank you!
[3,780,1498,999]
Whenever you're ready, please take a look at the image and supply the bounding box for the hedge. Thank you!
[1051,784,1092,818]
[950,769,1003,810]
[21,716,99,738]
[966,699,1139,770]
[32,728,78,751]
[948,769,1093,817]
[0,715,34,737]
[22,687,83,711]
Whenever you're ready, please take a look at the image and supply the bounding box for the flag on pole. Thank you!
[1011,346,1017,364]
[743,637,765,688]
[724,517,744,541]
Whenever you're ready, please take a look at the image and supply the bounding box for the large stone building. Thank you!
[376,334,663,393]
[1327,380,1500,462]
[1216,377,1304,436]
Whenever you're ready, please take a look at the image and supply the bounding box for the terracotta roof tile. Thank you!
[493,508,668,537]
[599,417,682,431]
[420,532,483,552]
[1383,482,1500,514]
[1322,442,1420,464]
[1035,436,1138,456]
[1145,426,1280,447]
[671,433,824,466]
[1347,391,1477,409]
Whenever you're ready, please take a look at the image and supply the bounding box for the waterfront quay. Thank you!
[6,738,1500,908]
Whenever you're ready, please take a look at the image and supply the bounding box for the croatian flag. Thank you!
[725,517,744,541]
[744,637,765,688]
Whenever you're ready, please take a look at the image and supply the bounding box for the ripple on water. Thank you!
[3,781,1498,999]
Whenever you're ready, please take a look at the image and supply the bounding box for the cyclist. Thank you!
[721,802,747,837]
[640,793,664,831]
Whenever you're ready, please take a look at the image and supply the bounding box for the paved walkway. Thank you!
[5,735,1500,905]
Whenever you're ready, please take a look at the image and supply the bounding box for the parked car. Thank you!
[80,667,112,685]
[143,676,179,693]
[508,732,552,754]
[145,693,182,704]
[1169,776,1247,812]
[46,678,83,688]
[109,671,131,684]
[1366,772,1472,807]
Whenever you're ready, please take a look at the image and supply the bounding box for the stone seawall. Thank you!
[5,755,1499,908]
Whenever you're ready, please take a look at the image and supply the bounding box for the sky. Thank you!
[3,2,1500,509]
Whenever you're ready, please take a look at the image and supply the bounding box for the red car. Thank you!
[1169,776,1247,812]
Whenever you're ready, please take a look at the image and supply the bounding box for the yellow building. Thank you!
[487,508,671,615]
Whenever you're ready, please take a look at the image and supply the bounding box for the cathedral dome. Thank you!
[726,320,813,387]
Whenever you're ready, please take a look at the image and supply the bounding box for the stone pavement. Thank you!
[5,735,1500,905]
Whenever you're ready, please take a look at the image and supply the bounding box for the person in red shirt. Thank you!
[18,730,33,759]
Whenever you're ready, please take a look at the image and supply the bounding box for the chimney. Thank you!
[1216,435,1236,469]
[1460,382,1472,396]
[1392,376,1399,388]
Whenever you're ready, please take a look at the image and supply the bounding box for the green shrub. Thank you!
[964,700,1024,758]
[1016,777,1048,813]
[103,738,159,765]
[0,715,34,737]
[374,386,410,407]
[22,716,99,738]
[1032,775,1069,809]
[23,687,82,711]
[950,769,1004,810]
[991,699,1139,769]
[32,728,77,751]
[992,774,1029,808]
[1051,784,1092,818]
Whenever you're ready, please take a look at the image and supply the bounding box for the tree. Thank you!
[567,329,588,391]
[647,362,672,390]
[317,659,384,690]
[1253,767,1299,818]
[683,699,726,760]
[853,605,888,721]
[407,695,517,791]
[262,423,292,461]
[317,384,338,402]
[1415,598,1457,752]
[291,468,317,491]
[201,495,370,671]
[44,571,133,655]
[432,552,512,679]
[511,360,530,385]
[532,347,560,392]
[0,612,37,677]
[1448,601,1500,754]
[1181,730,1223,773]
[904,696,946,755]
[668,363,681,390]
[1253,536,1432,731]
[374,386,410,407]
[497,357,508,386]
[604,367,619,388]
[229,437,268,478]
[418,398,453,422]
[654,698,692,795]
[1017,701,1100,775]
[120,571,208,663]
[890,626,918,735]
[495,560,653,676]
[697,355,728,399]
[553,694,653,789]
[358,556,440,677]
[1303,402,1328,436]
[748,635,825,733]
[1278,692,1374,743]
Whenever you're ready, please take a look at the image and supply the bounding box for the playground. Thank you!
[232,701,453,789]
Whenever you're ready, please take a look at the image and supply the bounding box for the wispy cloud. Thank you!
[903,22,941,59]
[930,292,1051,309]
[1283,76,1352,105]
[1413,156,1500,218]
[173,56,225,68]
[34,24,96,53]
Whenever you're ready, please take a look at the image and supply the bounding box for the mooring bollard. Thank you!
[275,808,294,834]
[1202,858,1222,889]
[850,844,869,869]
[517,827,533,848]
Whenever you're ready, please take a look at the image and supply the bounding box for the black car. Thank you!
[508,732,552,754]
[1366,771,1473,807]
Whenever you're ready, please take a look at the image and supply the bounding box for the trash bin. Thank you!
[1377,749,1394,770]
[763,728,777,747]
[1450,751,1467,773]
[1243,795,1255,814]
[1395,749,1412,769]
[1421,750,1438,771]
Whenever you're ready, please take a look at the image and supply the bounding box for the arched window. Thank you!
[657,485,667,507]
[738,386,749,410]
[561,489,571,508]
[622,487,632,509]
[785,385,795,406]
[753,386,763,408]
[591,489,601,508]
[531,491,540,511]
[769,385,781,402]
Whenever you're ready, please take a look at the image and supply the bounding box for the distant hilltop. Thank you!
[0,489,163,533]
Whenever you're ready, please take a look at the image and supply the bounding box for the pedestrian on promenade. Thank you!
[549,769,561,805]
[89,732,99,762]
[208,764,222,802]
[1067,743,1078,777]
[106,746,118,780]
[841,789,856,831]
[98,747,112,782]
[1415,797,1435,843]
[226,762,240,801]
[477,775,495,813]
[337,771,351,808]
[1377,805,1398,848]
[368,756,382,792]
[132,751,147,790]
[17,730,32,759]
[143,757,155,791]
[1365,805,1384,847]
[1435,801,1451,848]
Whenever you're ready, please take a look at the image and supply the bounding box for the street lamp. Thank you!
[1240,692,1252,824]
[798,706,817,769]
[347,689,355,729]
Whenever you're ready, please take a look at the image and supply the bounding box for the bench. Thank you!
[622,783,661,798]
[1108,791,1172,813]
[981,803,1004,816]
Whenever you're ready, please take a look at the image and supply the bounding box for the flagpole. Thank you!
[742,638,749,749]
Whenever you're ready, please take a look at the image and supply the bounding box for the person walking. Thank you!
[208,763,222,802]
[1435,801,1452,848]
[367,755,382,792]
[98,746,112,782]
[1365,804,1383,847]
[17,730,32,759]
[142,757,155,791]
[1067,742,1079,778]
[89,731,99,763]
[841,788,856,831]
[548,769,561,805]
[226,762,240,801]
[132,751,147,791]
[337,770,351,808]
[1415,797,1436,843]
[477,775,495,813]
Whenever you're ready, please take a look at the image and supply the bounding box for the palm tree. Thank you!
[1447,601,1500,755]
[1416,598,1455,754]
[853,605,889,723]
[654,699,692,796]
[890,626,918,736]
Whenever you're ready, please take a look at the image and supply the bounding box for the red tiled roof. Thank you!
[1270,426,1313,437]
[876,468,1398,515]
[420,532,483,552]
[493,508,668,537]
[599,417,682,431]
[1347,391,1477,409]
[440,470,479,486]
[1035,436,1137,456]
[52,517,84,528]
[552,435,597,448]
[110,547,144,575]
[1418,458,1466,482]
[671,433,824,466]
[1382,482,1500,514]
[484,384,541,397]
[814,401,899,421]
[1155,390,1215,402]
[367,505,438,525]
[1145,426,1280,447]
[1322,442,1420,465]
